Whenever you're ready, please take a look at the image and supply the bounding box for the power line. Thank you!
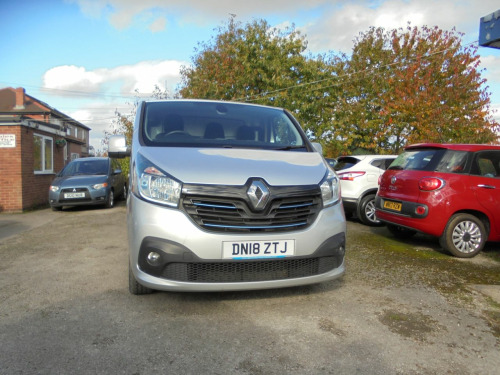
[242,40,479,102]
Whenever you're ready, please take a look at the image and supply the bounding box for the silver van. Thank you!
[109,100,346,294]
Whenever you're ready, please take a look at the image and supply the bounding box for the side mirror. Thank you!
[108,135,130,158]
[312,142,323,154]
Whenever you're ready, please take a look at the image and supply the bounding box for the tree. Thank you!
[103,86,170,174]
[179,18,498,156]
[179,17,347,157]
[335,24,499,154]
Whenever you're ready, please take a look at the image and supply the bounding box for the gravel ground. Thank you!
[0,203,499,374]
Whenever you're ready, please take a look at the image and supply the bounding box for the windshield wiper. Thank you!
[274,145,306,151]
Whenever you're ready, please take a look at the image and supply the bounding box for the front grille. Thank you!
[182,195,322,233]
[162,256,339,283]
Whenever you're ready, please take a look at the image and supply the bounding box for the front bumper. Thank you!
[128,194,346,292]
[49,188,109,207]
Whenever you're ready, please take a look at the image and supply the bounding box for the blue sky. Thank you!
[1,0,500,153]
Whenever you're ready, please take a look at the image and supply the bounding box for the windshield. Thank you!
[388,149,469,173]
[141,101,307,150]
[60,159,109,176]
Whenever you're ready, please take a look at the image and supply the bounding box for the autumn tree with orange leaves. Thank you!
[175,19,500,156]
[335,24,499,154]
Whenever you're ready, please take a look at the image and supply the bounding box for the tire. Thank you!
[439,214,486,258]
[129,265,153,295]
[121,184,128,201]
[357,194,383,226]
[51,206,62,211]
[105,189,114,208]
[387,224,417,239]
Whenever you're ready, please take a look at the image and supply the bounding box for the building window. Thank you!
[34,134,53,173]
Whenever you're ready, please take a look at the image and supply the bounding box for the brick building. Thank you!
[0,87,91,212]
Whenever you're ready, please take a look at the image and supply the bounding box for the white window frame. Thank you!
[34,133,54,174]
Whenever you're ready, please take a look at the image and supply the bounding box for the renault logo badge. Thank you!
[247,180,270,211]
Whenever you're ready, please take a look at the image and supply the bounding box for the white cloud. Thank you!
[72,0,500,53]
[42,59,187,153]
[480,55,500,84]
[302,0,500,53]
[42,59,186,97]
[73,0,329,29]
[43,65,104,93]
[149,16,167,32]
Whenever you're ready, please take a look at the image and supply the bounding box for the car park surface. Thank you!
[0,205,499,374]
[334,154,396,226]
[376,143,500,257]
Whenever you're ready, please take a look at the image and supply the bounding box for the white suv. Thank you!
[334,155,396,226]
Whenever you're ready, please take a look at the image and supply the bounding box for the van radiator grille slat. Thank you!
[182,195,322,233]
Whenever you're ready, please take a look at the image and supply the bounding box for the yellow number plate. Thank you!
[383,200,402,212]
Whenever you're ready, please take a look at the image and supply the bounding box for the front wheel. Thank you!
[439,214,486,258]
[105,190,114,208]
[129,265,153,295]
[121,184,128,201]
[357,194,383,226]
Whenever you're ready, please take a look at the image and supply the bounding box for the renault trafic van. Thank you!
[109,100,346,294]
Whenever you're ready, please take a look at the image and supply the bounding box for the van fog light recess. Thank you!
[147,251,161,266]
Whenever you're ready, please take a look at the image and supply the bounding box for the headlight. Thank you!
[92,183,108,190]
[134,154,182,207]
[50,185,59,192]
[320,170,340,207]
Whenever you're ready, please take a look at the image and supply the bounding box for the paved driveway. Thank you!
[0,203,499,374]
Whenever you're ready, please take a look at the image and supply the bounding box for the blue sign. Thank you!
[479,9,500,49]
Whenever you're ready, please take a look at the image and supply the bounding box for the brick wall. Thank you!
[0,126,23,212]
[0,125,66,212]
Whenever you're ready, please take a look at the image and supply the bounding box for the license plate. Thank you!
[64,192,85,199]
[222,240,295,259]
[383,200,402,211]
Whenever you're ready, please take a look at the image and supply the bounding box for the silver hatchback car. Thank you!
[109,100,346,294]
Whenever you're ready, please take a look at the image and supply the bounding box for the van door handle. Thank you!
[478,184,496,189]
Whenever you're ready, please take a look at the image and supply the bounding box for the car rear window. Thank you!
[389,149,469,173]
[334,157,360,171]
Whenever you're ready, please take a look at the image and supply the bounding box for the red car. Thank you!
[375,143,500,258]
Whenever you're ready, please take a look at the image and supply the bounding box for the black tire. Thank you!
[121,184,128,201]
[387,224,417,239]
[357,194,383,226]
[129,265,153,295]
[105,190,114,208]
[439,214,486,258]
[51,206,62,211]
